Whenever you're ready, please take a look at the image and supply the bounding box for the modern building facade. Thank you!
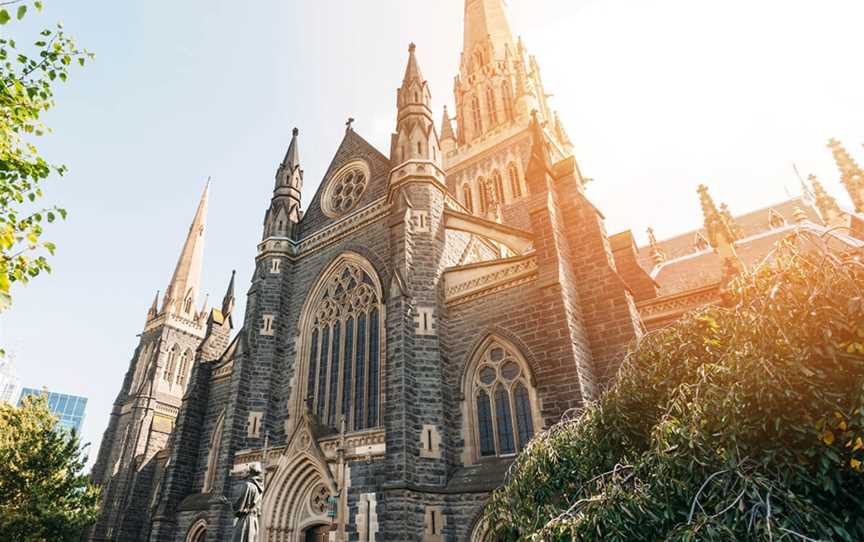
[18,387,89,434]
[88,1,864,541]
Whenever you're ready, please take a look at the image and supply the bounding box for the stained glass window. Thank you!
[305,260,383,432]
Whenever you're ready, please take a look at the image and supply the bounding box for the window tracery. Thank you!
[322,161,370,218]
[163,345,180,382]
[175,349,192,386]
[462,184,474,214]
[467,338,537,459]
[471,95,483,136]
[486,86,497,126]
[304,258,383,432]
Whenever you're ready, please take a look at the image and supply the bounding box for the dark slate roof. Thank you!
[637,196,822,271]
[650,222,864,296]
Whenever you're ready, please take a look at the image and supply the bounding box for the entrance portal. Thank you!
[303,525,329,542]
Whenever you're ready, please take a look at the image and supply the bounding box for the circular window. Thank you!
[322,161,370,218]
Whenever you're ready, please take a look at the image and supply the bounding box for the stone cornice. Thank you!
[445,253,538,306]
[257,198,390,260]
[143,312,207,339]
[637,284,720,324]
[233,428,386,466]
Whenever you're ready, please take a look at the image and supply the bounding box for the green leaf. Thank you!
[0,10,10,25]
[16,5,26,20]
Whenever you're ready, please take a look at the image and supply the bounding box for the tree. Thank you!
[483,232,864,541]
[0,394,100,541]
[0,0,91,313]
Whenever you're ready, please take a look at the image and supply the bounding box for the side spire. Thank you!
[697,184,743,276]
[147,291,160,322]
[827,138,864,212]
[646,227,666,266]
[265,128,303,239]
[163,181,209,318]
[440,105,455,142]
[809,174,844,226]
[222,270,236,316]
[390,43,440,168]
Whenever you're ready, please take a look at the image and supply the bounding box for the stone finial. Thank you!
[697,184,743,275]
[440,106,455,141]
[793,206,809,224]
[222,270,236,317]
[827,138,864,212]
[147,291,160,321]
[646,227,666,265]
[808,173,844,226]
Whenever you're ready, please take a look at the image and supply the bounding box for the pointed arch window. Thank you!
[466,338,538,460]
[175,349,193,387]
[163,345,180,382]
[491,171,505,205]
[477,178,487,215]
[471,95,483,136]
[462,184,474,214]
[501,82,514,122]
[203,411,224,493]
[304,258,384,432]
[508,163,522,199]
[486,87,497,126]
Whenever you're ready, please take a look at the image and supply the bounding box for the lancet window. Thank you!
[471,95,483,136]
[491,171,505,205]
[304,259,383,432]
[501,82,514,122]
[486,87,497,126]
[163,345,180,382]
[467,338,538,459]
[508,163,522,198]
[463,184,474,214]
[175,349,192,386]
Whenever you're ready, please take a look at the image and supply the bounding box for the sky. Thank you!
[1,0,863,468]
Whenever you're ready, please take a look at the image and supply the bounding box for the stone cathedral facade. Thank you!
[88,1,864,541]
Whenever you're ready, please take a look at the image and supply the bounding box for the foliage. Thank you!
[484,232,864,541]
[0,0,90,312]
[0,393,100,541]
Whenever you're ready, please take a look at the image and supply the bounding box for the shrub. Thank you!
[484,232,864,541]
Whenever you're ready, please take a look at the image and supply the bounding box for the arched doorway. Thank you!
[303,524,329,542]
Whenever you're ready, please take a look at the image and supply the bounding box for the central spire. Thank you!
[163,181,209,318]
[463,0,515,65]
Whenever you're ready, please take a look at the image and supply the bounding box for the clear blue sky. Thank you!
[1,0,862,467]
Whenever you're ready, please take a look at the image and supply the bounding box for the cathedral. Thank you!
[88,1,864,541]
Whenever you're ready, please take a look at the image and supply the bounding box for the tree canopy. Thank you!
[0,0,90,313]
[484,232,864,541]
[0,394,100,541]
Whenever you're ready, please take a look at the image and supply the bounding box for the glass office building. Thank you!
[18,388,88,434]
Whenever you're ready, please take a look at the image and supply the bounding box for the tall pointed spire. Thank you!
[827,138,864,212]
[463,0,515,68]
[164,181,209,318]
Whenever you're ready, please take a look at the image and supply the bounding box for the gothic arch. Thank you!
[292,252,386,433]
[460,334,542,464]
[185,518,207,542]
[261,419,338,542]
[202,409,225,493]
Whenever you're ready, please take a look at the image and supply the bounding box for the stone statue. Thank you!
[232,464,265,542]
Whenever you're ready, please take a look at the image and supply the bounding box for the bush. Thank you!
[484,232,864,541]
